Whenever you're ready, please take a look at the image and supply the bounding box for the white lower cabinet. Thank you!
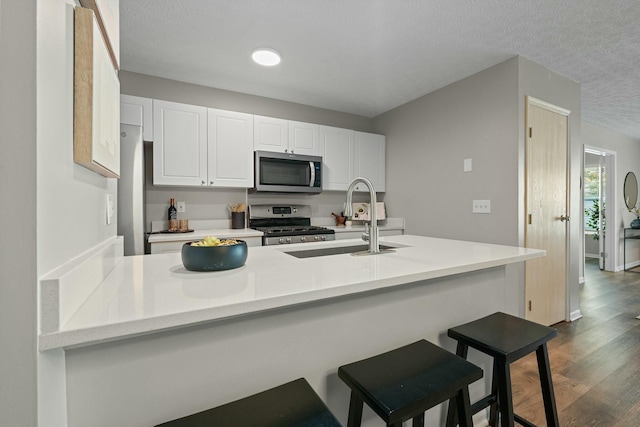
[150,236,262,254]
[320,127,386,192]
[152,100,253,187]
[334,228,403,240]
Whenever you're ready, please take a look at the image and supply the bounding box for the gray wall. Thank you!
[0,0,38,425]
[582,121,640,268]
[374,58,520,246]
[375,55,583,320]
[517,56,582,320]
[122,72,377,227]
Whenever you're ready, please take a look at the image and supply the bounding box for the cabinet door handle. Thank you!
[209,181,214,185]
[201,180,205,185]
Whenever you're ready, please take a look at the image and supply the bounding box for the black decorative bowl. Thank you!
[181,240,248,272]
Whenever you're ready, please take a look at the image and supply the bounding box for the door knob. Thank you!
[560,215,570,222]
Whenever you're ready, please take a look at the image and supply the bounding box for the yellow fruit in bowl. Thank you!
[190,236,240,247]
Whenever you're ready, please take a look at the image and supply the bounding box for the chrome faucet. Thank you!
[344,177,381,254]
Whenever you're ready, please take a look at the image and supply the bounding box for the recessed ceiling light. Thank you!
[252,48,281,66]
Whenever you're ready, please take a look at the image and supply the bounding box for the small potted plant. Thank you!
[585,198,605,239]
[629,206,640,229]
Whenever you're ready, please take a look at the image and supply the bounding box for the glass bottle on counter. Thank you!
[168,198,177,220]
[168,198,178,231]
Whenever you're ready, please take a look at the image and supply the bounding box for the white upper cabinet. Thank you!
[288,121,319,155]
[207,109,254,187]
[320,127,386,192]
[153,100,208,186]
[253,115,288,152]
[152,100,254,188]
[254,116,319,155]
[120,95,153,141]
[354,131,386,192]
[319,125,355,191]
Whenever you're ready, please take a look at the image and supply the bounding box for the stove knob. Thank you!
[279,238,286,244]
[314,236,320,241]
[285,237,291,243]
[321,235,326,241]
[300,236,306,242]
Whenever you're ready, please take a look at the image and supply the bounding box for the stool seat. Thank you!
[339,339,482,427]
[448,312,557,361]
[446,312,559,427]
[155,378,341,427]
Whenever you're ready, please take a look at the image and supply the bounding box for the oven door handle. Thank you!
[309,162,315,187]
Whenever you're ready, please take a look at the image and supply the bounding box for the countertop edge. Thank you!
[39,245,543,351]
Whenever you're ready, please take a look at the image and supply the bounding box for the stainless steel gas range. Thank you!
[249,205,336,246]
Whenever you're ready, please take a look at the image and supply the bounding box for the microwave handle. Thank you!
[309,162,315,187]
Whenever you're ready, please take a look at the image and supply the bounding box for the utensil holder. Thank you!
[231,211,245,229]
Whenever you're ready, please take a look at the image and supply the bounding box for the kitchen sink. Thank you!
[285,244,399,258]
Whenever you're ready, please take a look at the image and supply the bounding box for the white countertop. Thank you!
[39,235,544,350]
[146,217,404,243]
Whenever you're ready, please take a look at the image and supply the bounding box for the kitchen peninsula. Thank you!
[41,235,543,426]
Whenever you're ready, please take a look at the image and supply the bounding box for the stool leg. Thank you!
[445,341,469,427]
[455,387,474,427]
[412,413,424,427]
[488,359,499,426]
[346,391,364,427]
[536,344,559,427]
[495,358,514,427]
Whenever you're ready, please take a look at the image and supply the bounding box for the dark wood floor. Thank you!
[511,259,640,426]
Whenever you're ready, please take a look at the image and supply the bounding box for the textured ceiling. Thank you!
[120,0,640,139]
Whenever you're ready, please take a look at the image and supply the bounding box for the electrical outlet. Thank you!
[472,200,491,214]
[177,201,186,213]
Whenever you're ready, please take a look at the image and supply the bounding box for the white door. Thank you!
[354,132,386,192]
[319,125,355,191]
[525,97,569,326]
[254,115,288,152]
[152,100,207,186]
[288,121,319,155]
[207,109,254,187]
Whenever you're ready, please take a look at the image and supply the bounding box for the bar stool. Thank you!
[155,378,342,426]
[445,312,559,427]
[338,339,483,427]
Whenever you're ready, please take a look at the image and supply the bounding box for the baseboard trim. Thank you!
[570,309,583,321]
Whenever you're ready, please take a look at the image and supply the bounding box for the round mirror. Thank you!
[624,172,638,209]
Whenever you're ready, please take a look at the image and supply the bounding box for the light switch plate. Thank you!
[473,200,491,214]
[464,158,472,172]
[177,201,186,213]
[106,194,114,224]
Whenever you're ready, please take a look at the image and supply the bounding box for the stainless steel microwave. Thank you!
[252,150,322,194]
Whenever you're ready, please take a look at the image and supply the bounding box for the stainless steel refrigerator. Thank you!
[117,124,145,255]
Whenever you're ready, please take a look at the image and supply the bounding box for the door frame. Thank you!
[583,145,617,273]
[525,96,571,323]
